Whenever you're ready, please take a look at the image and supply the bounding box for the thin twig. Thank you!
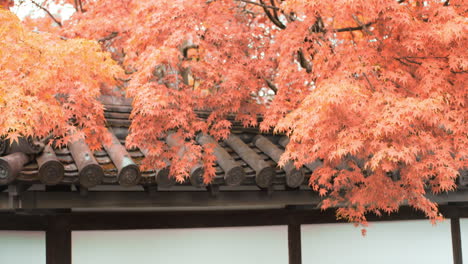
[30,0,62,27]
[404,58,422,65]
[400,57,422,65]
[352,14,384,48]
[395,58,411,67]
[395,56,447,66]
[405,56,448,60]
[362,73,375,92]
[352,15,372,35]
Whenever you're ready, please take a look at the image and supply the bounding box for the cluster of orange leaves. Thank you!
[0,8,123,148]
[2,0,467,224]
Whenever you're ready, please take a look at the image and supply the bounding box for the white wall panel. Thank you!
[73,226,288,264]
[302,220,452,264]
[0,231,46,264]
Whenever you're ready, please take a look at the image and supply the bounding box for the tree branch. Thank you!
[335,23,373,33]
[406,56,448,60]
[269,0,280,22]
[395,56,448,66]
[78,0,84,12]
[263,78,278,94]
[402,57,422,65]
[30,0,62,27]
[362,73,375,92]
[74,0,84,12]
[310,16,325,33]
[395,58,411,66]
[98,32,119,43]
[351,15,372,35]
[308,18,373,34]
[259,0,286,29]
[297,49,312,73]
[235,0,279,10]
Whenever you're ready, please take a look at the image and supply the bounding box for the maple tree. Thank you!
[1,0,467,225]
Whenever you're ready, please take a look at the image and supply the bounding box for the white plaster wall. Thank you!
[0,231,46,264]
[0,220,458,264]
[72,225,288,264]
[302,220,453,264]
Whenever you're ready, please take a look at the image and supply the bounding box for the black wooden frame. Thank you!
[0,205,467,264]
[451,217,464,264]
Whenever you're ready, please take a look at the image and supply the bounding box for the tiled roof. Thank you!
[1,95,465,201]
[0,96,320,192]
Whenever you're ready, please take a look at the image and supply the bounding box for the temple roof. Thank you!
[0,96,315,192]
[0,96,466,210]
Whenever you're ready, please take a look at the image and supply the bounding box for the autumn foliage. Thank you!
[0,7,124,149]
[2,0,467,224]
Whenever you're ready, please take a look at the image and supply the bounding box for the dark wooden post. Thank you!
[288,224,302,264]
[46,214,71,264]
[451,218,463,264]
